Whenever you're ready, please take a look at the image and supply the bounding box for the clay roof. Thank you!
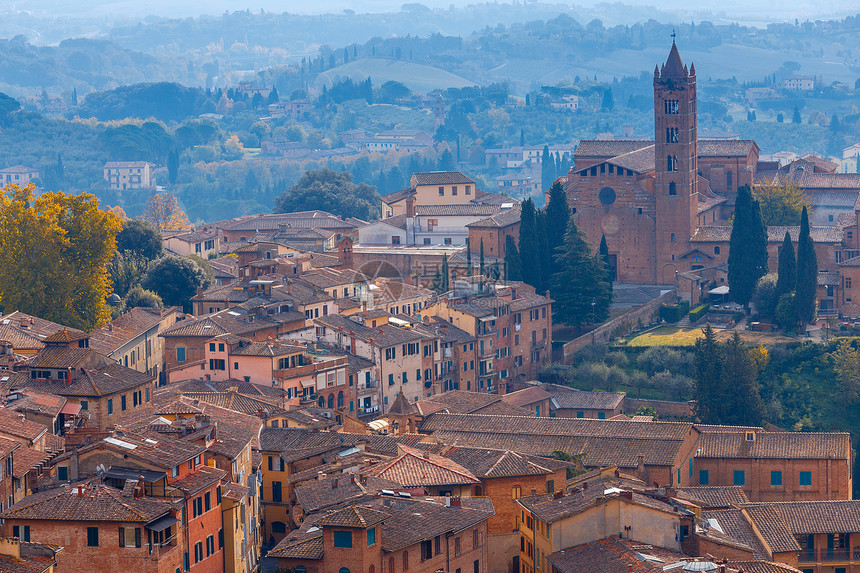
[415,204,504,217]
[294,474,402,514]
[267,532,324,560]
[314,314,427,348]
[697,139,758,157]
[466,203,522,228]
[387,391,417,416]
[412,171,475,186]
[694,431,850,459]
[0,312,83,341]
[88,307,177,355]
[675,486,749,509]
[501,386,552,408]
[740,504,801,552]
[170,465,227,496]
[691,225,843,243]
[575,140,652,158]
[318,504,390,528]
[437,445,571,478]
[541,384,625,410]
[220,211,358,232]
[1,481,174,523]
[377,496,494,552]
[28,346,91,368]
[744,500,860,535]
[661,41,686,78]
[0,324,45,351]
[364,447,480,487]
[9,392,67,418]
[0,435,19,458]
[381,188,416,205]
[702,508,770,559]
[607,145,655,173]
[23,362,154,398]
[13,447,51,479]
[725,562,803,573]
[547,537,689,573]
[0,408,48,442]
[91,430,204,470]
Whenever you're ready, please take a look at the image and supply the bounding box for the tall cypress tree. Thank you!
[518,199,542,291]
[599,234,613,290]
[728,185,769,308]
[544,181,569,274]
[504,236,522,281]
[441,255,450,292]
[776,231,796,298]
[551,219,611,326]
[466,238,472,277]
[694,324,722,424]
[540,145,554,191]
[795,206,818,324]
[479,238,485,277]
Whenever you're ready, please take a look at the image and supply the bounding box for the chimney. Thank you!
[332,478,339,489]
[583,482,588,490]
[614,469,620,478]
[450,496,461,507]
[636,454,645,478]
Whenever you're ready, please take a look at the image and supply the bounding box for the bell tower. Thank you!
[654,40,697,284]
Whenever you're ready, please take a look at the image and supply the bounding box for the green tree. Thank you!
[601,87,614,111]
[466,238,472,277]
[728,185,768,308]
[479,238,485,277]
[116,219,163,261]
[544,181,569,272]
[441,254,450,292]
[775,292,799,331]
[795,205,818,324]
[140,255,207,312]
[274,169,380,220]
[792,106,802,124]
[693,325,723,424]
[167,148,179,185]
[752,274,779,319]
[718,332,765,426]
[829,340,860,413]
[108,250,150,297]
[124,285,163,310]
[551,219,612,326]
[504,236,522,281]
[776,231,796,298]
[518,199,542,291]
[537,210,551,292]
[540,145,554,192]
[599,234,614,290]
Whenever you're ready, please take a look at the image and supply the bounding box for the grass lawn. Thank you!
[624,326,796,347]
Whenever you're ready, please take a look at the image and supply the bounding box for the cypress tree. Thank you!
[795,205,818,324]
[466,238,472,277]
[544,181,569,272]
[599,234,613,290]
[504,236,522,281]
[719,332,765,426]
[694,324,722,424]
[776,231,796,298]
[551,219,611,326]
[540,146,554,191]
[518,199,542,291]
[479,238,485,277]
[441,255,450,292]
[728,185,768,308]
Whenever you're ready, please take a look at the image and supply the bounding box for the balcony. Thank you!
[357,381,378,396]
[359,405,380,416]
[798,549,855,563]
[147,542,180,561]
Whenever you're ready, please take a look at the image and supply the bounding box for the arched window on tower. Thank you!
[726,171,733,190]
[666,127,679,143]
[667,156,678,172]
[669,182,677,196]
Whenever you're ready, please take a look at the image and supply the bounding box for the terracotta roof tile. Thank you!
[438,446,571,478]
[702,508,769,559]
[12,447,51,479]
[318,504,390,528]
[695,431,850,459]
[542,384,625,410]
[741,504,801,552]
[0,408,48,442]
[675,486,749,509]
[412,172,475,186]
[364,447,480,488]
[501,386,552,408]
[744,500,860,535]
[170,465,227,496]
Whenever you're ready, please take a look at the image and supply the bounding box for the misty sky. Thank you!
[2,0,857,24]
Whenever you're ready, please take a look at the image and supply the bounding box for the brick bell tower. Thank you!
[654,40,698,284]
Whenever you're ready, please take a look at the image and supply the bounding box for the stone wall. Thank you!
[562,289,678,362]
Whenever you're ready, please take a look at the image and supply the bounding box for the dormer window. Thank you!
[745,431,756,442]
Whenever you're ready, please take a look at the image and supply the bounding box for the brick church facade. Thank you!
[561,42,860,317]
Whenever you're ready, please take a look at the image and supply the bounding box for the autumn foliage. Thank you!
[0,184,122,330]
[143,192,191,231]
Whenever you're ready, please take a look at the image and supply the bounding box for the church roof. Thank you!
[607,146,655,173]
[661,41,687,78]
[691,225,843,243]
[574,140,652,158]
[697,139,758,158]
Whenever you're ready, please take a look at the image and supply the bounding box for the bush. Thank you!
[689,304,710,323]
[604,351,630,368]
[660,300,690,323]
[573,343,607,365]
[574,362,610,389]
[637,347,695,377]
[752,273,779,318]
[651,370,693,401]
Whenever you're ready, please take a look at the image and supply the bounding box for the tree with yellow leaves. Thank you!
[753,177,810,226]
[143,192,190,231]
[0,184,122,330]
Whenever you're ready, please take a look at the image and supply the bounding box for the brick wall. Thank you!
[622,397,694,420]
[563,290,677,362]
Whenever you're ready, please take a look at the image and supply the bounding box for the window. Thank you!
[218,529,223,549]
[272,481,282,503]
[454,537,461,556]
[799,471,812,486]
[473,529,480,548]
[424,238,431,245]
[206,535,214,556]
[205,491,211,511]
[669,181,677,195]
[452,186,458,195]
[177,347,186,362]
[421,539,432,561]
[546,480,554,493]
[511,486,522,499]
[438,186,444,196]
[194,541,203,563]
[598,187,616,206]
[107,399,113,414]
[727,171,733,189]
[667,155,678,172]
[733,470,745,486]
[435,535,441,555]
[666,127,679,143]
[597,412,606,419]
[367,527,376,546]
[465,185,471,195]
[771,471,783,486]
[670,233,675,243]
[334,531,352,548]
[715,246,721,255]
[444,238,452,245]
[87,526,99,547]
[699,469,708,485]
[58,466,68,481]
[392,236,401,245]
[121,395,127,411]
[119,526,141,548]
[576,411,584,418]
[848,278,853,289]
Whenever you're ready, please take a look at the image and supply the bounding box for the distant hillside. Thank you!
[315,58,476,93]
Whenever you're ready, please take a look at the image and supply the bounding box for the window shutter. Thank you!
[135,528,141,548]
[119,527,125,548]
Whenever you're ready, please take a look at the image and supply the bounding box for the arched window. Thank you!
[669,182,677,196]
[339,569,351,573]
[328,394,335,409]
[715,246,721,255]
[369,567,375,573]
[726,171,733,189]
[667,155,674,171]
[337,391,344,408]
[403,550,409,570]
[670,233,676,243]
[389,557,395,573]
[318,396,325,408]
[295,567,307,573]
[271,522,286,534]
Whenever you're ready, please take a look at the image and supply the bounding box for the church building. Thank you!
[561,42,860,317]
